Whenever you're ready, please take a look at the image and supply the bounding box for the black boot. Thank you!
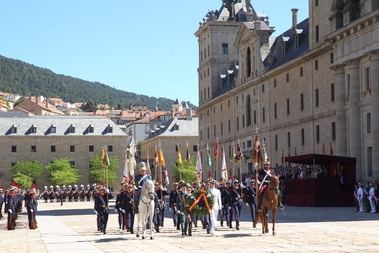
[236,221,239,230]
[188,222,192,236]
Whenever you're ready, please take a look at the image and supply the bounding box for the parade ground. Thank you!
[0,201,378,253]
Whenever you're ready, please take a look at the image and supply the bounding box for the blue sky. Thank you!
[0,1,308,106]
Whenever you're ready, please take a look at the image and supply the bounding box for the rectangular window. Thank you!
[315,0,319,6]
[286,73,289,82]
[11,146,17,153]
[70,145,75,152]
[315,89,319,107]
[247,140,252,148]
[214,125,216,137]
[108,145,113,152]
[242,115,245,128]
[274,103,277,119]
[331,83,335,102]
[274,79,277,87]
[367,113,371,134]
[287,132,291,147]
[207,127,210,139]
[228,120,231,133]
[236,117,239,130]
[262,107,265,123]
[301,129,305,146]
[316,125,320,144]
[254,110,257,125]
[70,161,75,167]
[89,145,94,152]
[300,67,303,77]
[262,84,265,93]
[315,25,319,43]
[365,67,370,91]
[315,60,319,70]
[31,145,36,152]
[51,145,56,153]
[300,93,304,111]
[222,43,228,54]
[332,122,336,141]
[286,98,290,115]
[275,135,278,151]
[368,147,373,177]
[330,53,334,64]
[221,122,223,136]
[347,74,350,97]
[208,45,210,57]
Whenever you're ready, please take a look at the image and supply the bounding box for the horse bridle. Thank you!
[141,190,154,206]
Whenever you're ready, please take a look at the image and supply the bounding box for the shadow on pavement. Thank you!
[223,233,251,238]
[38,208,95,216]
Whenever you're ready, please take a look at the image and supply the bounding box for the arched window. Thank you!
[246,95,251,126]
[246,47,251,78]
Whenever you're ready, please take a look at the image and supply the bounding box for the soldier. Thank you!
[169,182,179,228]
[0,187,4,219]
[208,179,222,236]
[68,185,73,202]
[123,184,135,234]
[73,185,79,202]
[42,186,49,203]
[229,180,243,230]
[257,161,284,210]
[242,180,257,227]
[94,185,113,234]
[25,188,38,229]
[154,181,168,229]
[85,185,92,201]
[7,186,17,230]
[177,182,193,236]
[61,185,67,202]
[220,180,231,227]
[115,187,124,229]
[79,185,85,202]
[48,185,55,202]
[133,162,151,213]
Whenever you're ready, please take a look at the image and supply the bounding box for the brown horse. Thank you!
[257,175,279,235]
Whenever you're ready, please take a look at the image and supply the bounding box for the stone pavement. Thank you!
[0,200,378,253]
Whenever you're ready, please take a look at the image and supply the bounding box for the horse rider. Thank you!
[133,162,152,213]
[257,161,284,210]
[94,185,113,234]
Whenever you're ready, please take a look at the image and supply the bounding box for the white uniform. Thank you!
[208,187,222,235]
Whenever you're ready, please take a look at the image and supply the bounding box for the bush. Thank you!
[173,159,196,183]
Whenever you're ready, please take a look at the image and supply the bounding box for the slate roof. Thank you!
[263,18,309,70]
[147,117,198,139]
[0,116,127,136]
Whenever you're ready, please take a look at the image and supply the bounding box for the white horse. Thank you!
[136,179,155,240]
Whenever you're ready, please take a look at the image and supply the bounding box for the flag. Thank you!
[213,138,219,160]
[127,137,136,178]
[162,167,169,186]
[206,143,212,168]
[261,138,268,164]
[122,152,129,183]
[146,149,151,176]
[101,148,110,167]
[221,146,228,181]
[154,147,159,166]
[176,145,183,166]
[186,142,191,161]
[158,145,165,167]
[234,139,243,162]
[252,135,261,167]
[196,149,202,180]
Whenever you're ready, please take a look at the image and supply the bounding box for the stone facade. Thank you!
[196,0,379,182]
[0,116,128,187]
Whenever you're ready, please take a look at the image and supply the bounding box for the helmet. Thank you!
[44,186,48,189]
[62,185,66,188]
[68,185,72,188]
[49,185,53,189]
[56,185,60,188]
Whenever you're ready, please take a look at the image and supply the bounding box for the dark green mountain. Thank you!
[0,55,194,110]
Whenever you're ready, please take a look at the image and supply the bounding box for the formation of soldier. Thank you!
[40,184,94,204]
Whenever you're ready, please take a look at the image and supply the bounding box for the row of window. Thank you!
[10,145,114,153]
[7,124,113,135]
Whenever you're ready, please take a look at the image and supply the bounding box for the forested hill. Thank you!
[0,55,193,110]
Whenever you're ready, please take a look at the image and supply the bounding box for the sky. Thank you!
[0,1,308,106]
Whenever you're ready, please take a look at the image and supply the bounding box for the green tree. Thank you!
[173,159,197,183]
[46,159,80,185]
[11,161,43,182]
[89,154,119,185]
[13,172,33,189]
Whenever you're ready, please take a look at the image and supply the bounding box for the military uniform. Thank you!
[0,188,4,219]
[169,184,179,227]
[121,186,135,233]
[228,181,242,230]
[242,182,257,227]
[7,187,17,230]
[25,189,38,229]
[154,183,168,229]
[94,187,113,234]
[176,184,192,236]
[220,182,231,227]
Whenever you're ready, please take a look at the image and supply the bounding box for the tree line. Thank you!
[11,155,119,189]
[0,55,194,110]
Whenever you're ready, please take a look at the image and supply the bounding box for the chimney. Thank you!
[291,8,298,28]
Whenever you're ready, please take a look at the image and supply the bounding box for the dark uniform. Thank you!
[228,182,242,230]
[25,190,38,229]
[0,189,4,219]
[94,189,113,234]
[242,183,257,227]
[121,187,135,233]
[176,185,192,236]
[154,185,168,228]
[169,185,178,227]
[220,183,231,227]
[7,189,17,230]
